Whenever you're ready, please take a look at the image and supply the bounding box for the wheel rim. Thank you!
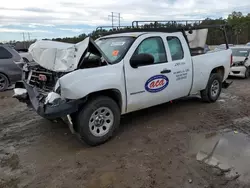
[211,80,220,97]
[0,74,7,90]
[89,107,114,137]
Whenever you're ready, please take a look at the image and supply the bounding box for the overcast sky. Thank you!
[1,0,250,41]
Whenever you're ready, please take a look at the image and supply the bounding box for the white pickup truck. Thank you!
[13,25,232,146]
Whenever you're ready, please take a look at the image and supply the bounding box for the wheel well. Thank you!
[0,72,10,85]
[86,89,122,110]
[71,89,123,133]
[211,66,225,79]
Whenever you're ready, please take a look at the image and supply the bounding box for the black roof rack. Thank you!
[95,20,229,49]
[131,20,204,27]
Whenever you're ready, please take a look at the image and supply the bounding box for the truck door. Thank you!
[124,34,192,113]
[162,35,193,100]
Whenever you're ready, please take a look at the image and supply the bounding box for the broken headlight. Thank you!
[233,61,244,66]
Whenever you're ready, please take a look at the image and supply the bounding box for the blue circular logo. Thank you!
[145,75,169,93]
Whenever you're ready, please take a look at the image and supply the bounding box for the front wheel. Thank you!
[76,96,120,146]
[0,73,9,92]
[200,73,222,103]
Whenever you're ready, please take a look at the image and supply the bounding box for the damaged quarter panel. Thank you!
[58,61,126,113]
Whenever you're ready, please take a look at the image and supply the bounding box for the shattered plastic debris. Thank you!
[44,92,61,104]
[13,88,27,97]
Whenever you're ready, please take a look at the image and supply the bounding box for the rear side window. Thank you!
[134,37,167,64]
[167,36,184,61]
[0,47,13,59]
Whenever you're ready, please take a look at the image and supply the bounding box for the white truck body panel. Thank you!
[190,49,231,93]
[123,32,193,112]
[57,62,127,114]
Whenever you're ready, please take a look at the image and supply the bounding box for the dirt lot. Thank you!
[1,78,250,188]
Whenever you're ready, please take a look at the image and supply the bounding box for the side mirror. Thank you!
[130,53,154,68]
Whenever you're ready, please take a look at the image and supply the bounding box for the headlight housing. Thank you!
[54,81,61,95]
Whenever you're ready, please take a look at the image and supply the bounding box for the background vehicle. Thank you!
[214,43,234,51]
[246,42,250,46]
[229,46,250,78]
[19,52,33,63]
[14,21,232,146]
[0,45,23,91]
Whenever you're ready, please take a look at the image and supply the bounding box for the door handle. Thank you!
[160,69,171,74]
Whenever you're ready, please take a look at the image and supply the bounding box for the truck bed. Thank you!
[190,49,232,94]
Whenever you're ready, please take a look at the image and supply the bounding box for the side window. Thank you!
[167,36,184,61]
[134,37,167,64]
[0,47,13,59]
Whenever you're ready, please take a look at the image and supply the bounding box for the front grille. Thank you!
[27,66,55,92]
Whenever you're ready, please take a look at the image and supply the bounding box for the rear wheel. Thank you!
[200,73,222,103]
[0,73,9,92]
[76,96,120,146]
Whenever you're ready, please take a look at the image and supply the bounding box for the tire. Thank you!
[245,67,250,79]
[76,96,120,146]
[0,73,9,92]
[200,73,222,103]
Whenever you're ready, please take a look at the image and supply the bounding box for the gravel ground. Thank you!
[1,78,250,188]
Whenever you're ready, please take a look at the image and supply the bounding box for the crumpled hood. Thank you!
[28,37,90,72]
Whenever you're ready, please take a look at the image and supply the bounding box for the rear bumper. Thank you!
[13,81,82,119]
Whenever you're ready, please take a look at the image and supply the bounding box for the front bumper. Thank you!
[13,81,82,119]
[229,66,246,78]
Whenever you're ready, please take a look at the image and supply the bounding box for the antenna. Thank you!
[108,12,122,28]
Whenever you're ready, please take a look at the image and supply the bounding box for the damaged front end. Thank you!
[13,64,82,119]
[13,36,112,122]
[13,37,105,120]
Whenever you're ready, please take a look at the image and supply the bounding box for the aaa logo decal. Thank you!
[145,75,169,93]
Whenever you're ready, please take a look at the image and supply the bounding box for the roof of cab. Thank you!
[99,31,183,39]
[99,32,147,39]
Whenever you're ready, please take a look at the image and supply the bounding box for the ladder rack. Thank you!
[95,20,229,49]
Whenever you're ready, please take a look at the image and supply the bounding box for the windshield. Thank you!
[231,48,250,57]
[95,37,135,64]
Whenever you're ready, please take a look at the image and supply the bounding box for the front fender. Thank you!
[58,64,125,100]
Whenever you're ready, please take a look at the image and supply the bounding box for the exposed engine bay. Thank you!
[23,62,66,93]
[231,58,248,67]
[23,53,107,94]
